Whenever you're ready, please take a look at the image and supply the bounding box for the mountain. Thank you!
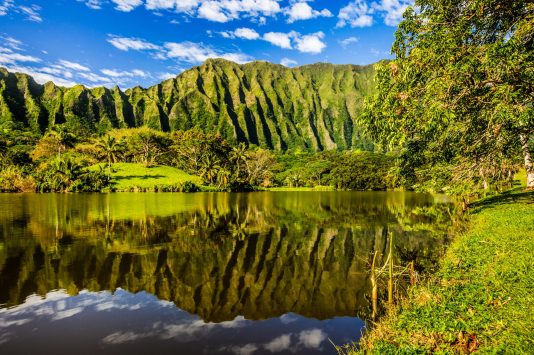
[0,59,376,151]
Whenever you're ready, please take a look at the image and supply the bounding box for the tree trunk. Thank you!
[520,133,534,188]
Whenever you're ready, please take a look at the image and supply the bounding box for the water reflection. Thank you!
[0,192,454,353]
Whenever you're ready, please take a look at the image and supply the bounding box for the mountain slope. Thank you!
[0,59,375,151]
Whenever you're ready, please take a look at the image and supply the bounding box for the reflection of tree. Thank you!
[0,192,455,322]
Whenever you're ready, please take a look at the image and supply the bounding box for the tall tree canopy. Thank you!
[362,0,534,191]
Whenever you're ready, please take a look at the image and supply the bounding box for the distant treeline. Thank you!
[0,126,396,193]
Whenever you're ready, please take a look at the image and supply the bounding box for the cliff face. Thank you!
[0,60,375,151]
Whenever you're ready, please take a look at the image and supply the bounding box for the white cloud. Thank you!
[339,36,359,48]
[5,64,79,87]
[294,32,326,54]
[337,0,373,28]
[111,0,143,12]
[0,0,13,16]
[165,41,252,64]
[58,60,90,72]
[372,0,412,26]
[101,68,150,78]
[0,48,41,65]
[234,27,260,40]
[220,27,260,40]
[107,36,161,51]
[18,5,42,22]
[280,58,297,67]
[145,0,199,12]
[198,1,229,22]
[263,32,295,49]
[1,35,22,50]
[285,1,332,23]
[79,0,103,9]
[158,72,177,80]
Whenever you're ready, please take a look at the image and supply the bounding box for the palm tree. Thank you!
[96,135,123,179]
[47,125,76,162]
[200,153,221,185]
[230,142,248,180]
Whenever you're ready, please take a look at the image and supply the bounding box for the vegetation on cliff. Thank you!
[0,60,375,152]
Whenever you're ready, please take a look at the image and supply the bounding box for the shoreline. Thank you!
[348,189,534,353]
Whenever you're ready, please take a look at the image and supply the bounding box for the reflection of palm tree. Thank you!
[47,125,75,162]
[230,142,248,179]
[96,135,123,178]
[200,153,220,185]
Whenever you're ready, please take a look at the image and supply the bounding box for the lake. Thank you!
[0,192,454,354]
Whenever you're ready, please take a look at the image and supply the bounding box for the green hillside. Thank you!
[0,59,375,151]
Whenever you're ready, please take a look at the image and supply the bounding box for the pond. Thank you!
[0,192,454,354]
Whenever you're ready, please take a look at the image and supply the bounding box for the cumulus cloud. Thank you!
[337,0,373,28]
[285,1,332,23]
[294,32,326,54]
[263,31,296,49]
[372,0,412,26]
[337,0,413,28]
[280,58,297,67]
[111,0,143,12]
[81,0,283,23]
[165,41,252,63]
[79,0,103,9]
[233,27,261,40]
[339,36,359,48]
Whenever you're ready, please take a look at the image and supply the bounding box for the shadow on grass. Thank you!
[470,188,534,214]
[114,175,166,181]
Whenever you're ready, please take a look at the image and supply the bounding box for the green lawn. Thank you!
[352,189,534,354]
[94,163,203,191]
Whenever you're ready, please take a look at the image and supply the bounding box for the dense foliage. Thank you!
[0,125,396,193]
[361,0,534,194]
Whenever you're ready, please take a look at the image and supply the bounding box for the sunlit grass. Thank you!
[93,163,203,191]
[352,188,534,354]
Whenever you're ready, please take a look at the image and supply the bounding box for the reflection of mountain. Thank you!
[0,192,454,322]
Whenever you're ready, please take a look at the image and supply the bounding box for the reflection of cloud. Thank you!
[53,307,84,320]
[264,334,291,352]
[279,313,298,324]
[223,343,258,355]
[101,315,250,345]
[102,330,151,345]
[298,329,326,348]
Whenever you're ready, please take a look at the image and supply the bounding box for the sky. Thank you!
[0,0,412,88]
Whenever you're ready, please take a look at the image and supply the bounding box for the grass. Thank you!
[350,188,534,354]
[94,163,203,191]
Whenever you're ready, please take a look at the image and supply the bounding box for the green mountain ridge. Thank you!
[0,59,376,151]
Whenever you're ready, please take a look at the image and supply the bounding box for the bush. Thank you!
[0,165,36,192]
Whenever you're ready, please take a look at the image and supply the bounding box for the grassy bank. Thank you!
[352,189,534,354]
[94,163,203,191]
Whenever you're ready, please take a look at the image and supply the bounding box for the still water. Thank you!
[0,192,453,354]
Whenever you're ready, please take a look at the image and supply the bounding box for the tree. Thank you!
[46,125,76,163]
[96,135,123,178]
[230,142,248,180]
[361,0,534,190]
[199,153,221,185]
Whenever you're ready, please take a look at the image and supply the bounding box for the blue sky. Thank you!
[0,0,412,88]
